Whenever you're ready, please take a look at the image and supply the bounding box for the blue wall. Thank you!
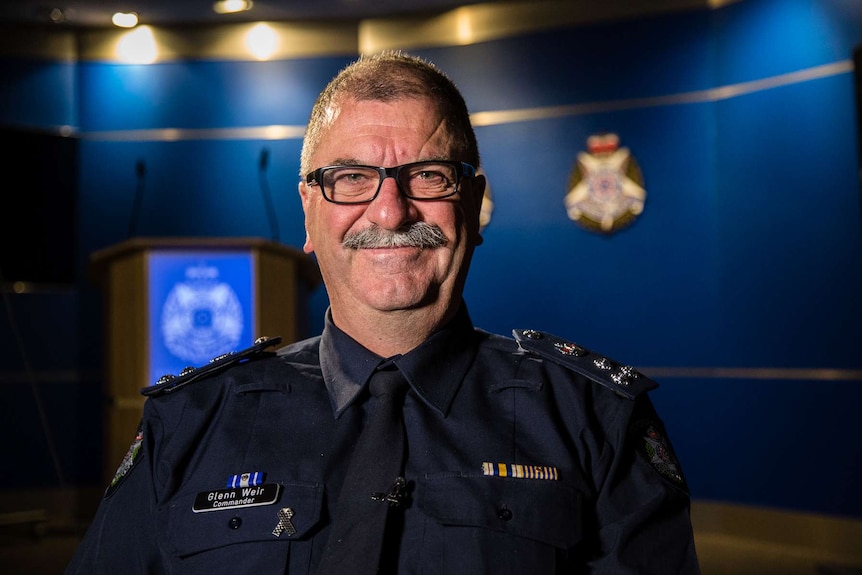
[2,0,861,520]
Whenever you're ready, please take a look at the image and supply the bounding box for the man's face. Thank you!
[298,96,485,324]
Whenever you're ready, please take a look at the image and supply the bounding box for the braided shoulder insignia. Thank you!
[513,329,656,399]
[141,335,282,397]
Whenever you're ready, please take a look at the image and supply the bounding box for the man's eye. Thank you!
[332,170,373,185]
[413,170,449,186]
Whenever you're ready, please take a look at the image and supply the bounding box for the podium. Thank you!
[90,237,321,482]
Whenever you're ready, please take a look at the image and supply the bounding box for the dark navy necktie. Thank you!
[315,367,409,574]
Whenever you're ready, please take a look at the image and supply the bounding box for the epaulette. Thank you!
[513,329,656,399]
[141,335,282,397]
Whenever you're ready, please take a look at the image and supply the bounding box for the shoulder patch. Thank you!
[630,416,689,492]
[512,329,657,399]
[105,423,144,498]
[142,335,282,397]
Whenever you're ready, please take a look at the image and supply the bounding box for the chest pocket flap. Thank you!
[419,473,582,549]
[163,480,323,557]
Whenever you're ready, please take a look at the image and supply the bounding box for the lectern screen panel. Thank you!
[147,250,256,385]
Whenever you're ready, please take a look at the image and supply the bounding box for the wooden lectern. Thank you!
[89,237,321,482]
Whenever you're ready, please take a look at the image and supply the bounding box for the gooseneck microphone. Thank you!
[259,147,280,242]
[127,159,146,238]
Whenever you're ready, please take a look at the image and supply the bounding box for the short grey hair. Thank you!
[299,50,480,176]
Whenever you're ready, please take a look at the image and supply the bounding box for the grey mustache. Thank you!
[342,222,448,249]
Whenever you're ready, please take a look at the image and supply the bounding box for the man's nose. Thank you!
[366,176,416,228]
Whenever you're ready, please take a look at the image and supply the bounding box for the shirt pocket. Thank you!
[162,479,323,567]
[418,473,582,572]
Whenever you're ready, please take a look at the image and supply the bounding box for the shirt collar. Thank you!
[320,303,478,418]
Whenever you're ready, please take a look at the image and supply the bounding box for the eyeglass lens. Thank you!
[320,162,460,203]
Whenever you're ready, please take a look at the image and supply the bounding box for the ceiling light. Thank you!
[245,23,278,60]
[112,11,139,28]
[213,0,253,15]
[116,26,158,63]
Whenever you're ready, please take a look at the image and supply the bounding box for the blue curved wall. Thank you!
[1,0,860,520]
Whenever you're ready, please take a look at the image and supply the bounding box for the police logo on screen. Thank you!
[160,263,244,365]
[564,133,646,234]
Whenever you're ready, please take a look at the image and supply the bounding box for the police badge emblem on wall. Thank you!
[564,133,646,234]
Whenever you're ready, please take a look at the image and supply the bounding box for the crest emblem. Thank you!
[105,425,144,498]
[630,418,687,491]
[160,262,244,365]
[564,133,646,234]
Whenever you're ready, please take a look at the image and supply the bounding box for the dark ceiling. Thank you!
[0,0,498,28]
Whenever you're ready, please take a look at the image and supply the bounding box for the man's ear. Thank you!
[471,174,486,210]
[298,181,315,254]
[298,180,309,207]
[470,174,487,246]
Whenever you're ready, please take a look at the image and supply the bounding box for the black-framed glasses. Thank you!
[305,160,476,205]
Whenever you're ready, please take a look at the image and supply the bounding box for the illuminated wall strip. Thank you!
[75,59,851,142]
[470,60,853,127]
[79,125,308,142]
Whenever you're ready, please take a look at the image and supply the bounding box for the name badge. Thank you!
[193,483,282,513]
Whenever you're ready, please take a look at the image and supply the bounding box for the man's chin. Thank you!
[358,280,441,312]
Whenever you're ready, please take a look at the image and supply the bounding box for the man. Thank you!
[66,51,700,574]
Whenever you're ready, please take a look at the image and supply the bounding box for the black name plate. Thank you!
[193,483,281,513]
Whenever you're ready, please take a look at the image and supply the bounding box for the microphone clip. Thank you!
[371,476,408,507]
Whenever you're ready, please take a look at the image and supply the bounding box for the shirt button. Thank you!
[497,506,513,521]
[228,516,242,529]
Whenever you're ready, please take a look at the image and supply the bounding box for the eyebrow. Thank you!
[323,158,364,167]
[324,156,451,167]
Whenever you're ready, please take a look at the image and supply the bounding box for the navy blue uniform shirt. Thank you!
[65,305,699,574]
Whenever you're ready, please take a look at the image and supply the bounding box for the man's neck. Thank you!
[330,302,458,358]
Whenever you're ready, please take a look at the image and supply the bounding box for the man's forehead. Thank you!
[328,95,439,117]
[315,98,453,150]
